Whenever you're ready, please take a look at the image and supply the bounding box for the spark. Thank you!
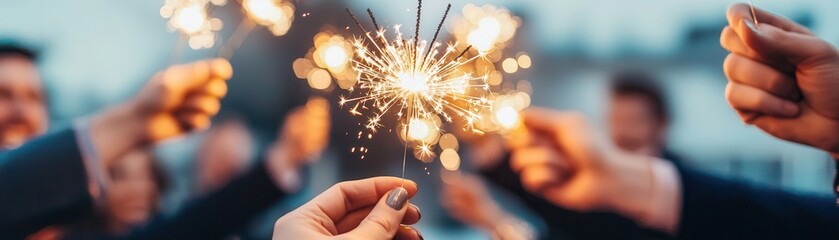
[342,6,492,139]
[342,2,494,183]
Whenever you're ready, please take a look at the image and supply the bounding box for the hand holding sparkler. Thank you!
[507,107,680,234]
[721,3,839,158]
[88,58,232,166]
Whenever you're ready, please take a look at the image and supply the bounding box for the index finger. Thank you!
[306,177,418,223]
[521,107,565,135]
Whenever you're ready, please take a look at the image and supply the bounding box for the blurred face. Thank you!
[0,56,47,148]
[608,94,666,154]
[105,152,159,231]
[197,121,252,192]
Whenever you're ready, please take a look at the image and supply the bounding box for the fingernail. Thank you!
[743,19,759,33]
[386,187,408,210]
[413,205,422,220]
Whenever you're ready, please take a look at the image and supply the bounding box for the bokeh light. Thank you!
[242,0,295,36]
[296,30,356,90]
[451,4,520,55]
[161,0,224,49]
[440,148,461,171]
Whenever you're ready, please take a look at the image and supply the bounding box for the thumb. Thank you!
[737,19,835,66]
[346,187,410,239]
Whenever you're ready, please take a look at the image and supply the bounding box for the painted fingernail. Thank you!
[743,19,759,33]
[386,187,408,210]
[414,205,422,220]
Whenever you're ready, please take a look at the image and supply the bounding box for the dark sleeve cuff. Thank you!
[123,162,288,240]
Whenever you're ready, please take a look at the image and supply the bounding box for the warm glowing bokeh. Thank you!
[451,4,520,55]
[242,0,295,36]
[295,30,356,91]
[161,0,224,49]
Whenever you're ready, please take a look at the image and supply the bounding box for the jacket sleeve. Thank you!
[676,167,839,239]
[0,128,93,238]
[120,162,288,240]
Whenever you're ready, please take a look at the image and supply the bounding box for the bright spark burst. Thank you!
[340,8,493,144]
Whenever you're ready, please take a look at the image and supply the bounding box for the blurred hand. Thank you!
[274,97,331,164]
[440,171,507,230]
[265,98,331,191]
[273,177,422,240]
[721,3,839,158]
[507,108,665,228]
[130,58,232,141]
[89,59,232,165]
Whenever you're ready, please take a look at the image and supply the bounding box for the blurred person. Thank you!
[608,72,681,163]
[273,177,422,240]
[30,149,171,239]
[481,5,839,237]
[0,45,47,149]
[0,58,232,238]
[195,118,253,194]
[440,171,535,240]
[99,150,169,234]
[89,99,332,239]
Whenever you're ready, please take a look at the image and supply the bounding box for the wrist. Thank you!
[88,103,147,166]
[475,204,509,230]
[265,145,302,192]
[603,152,680,234]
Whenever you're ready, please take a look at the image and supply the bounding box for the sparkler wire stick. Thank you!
[218,18,257,59]
[423,4,451,67]
[367,8,380,31]
[749,0,759,26]
[170,34,187,64]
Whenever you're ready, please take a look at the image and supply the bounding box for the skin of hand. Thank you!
[507,107,658,226]
[265,97,331,191]
[721,3,839,158]
[89,59,232,166]
[273,177,423,240]
[439,171,510,230]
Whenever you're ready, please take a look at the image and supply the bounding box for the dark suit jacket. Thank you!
[0,128,290,239]
[0,129,92,239]
[482,153,839,240]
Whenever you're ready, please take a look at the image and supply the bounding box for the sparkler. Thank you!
[749,0,759,26]
[342,1,493,180]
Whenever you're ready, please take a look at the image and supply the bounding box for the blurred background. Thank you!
[2,0,838,239]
